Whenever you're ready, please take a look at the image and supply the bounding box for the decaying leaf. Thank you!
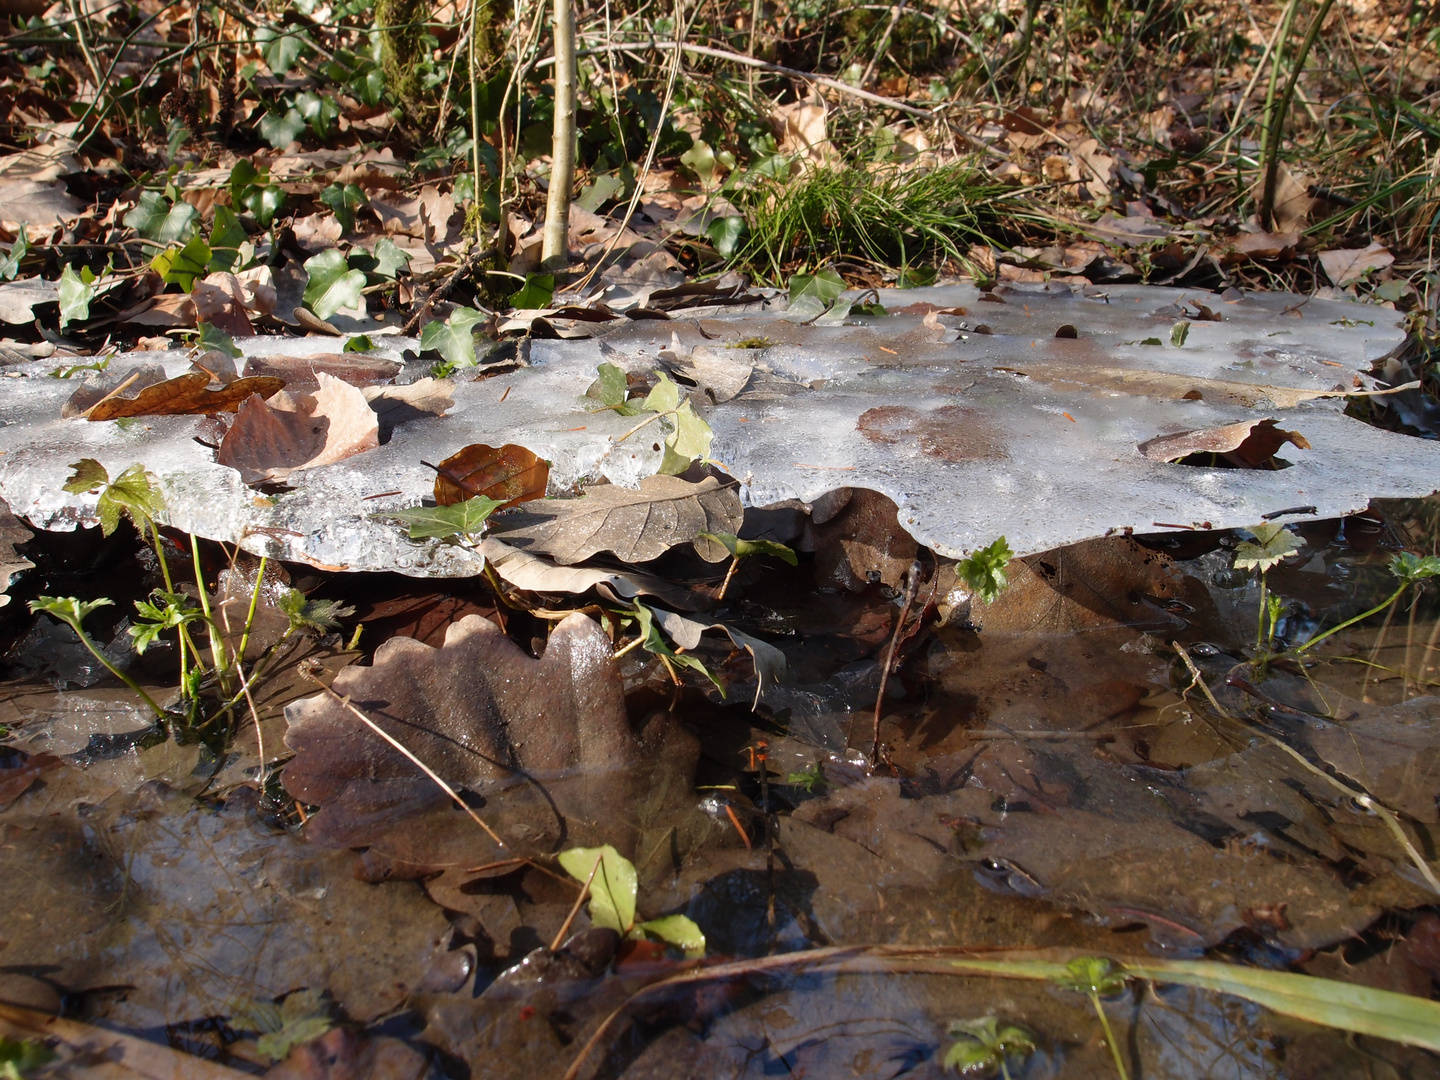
[242,352,402,394]
[432,443,549,509]
[282,612,701,868]
[0,497,33,610]
[70,370,286,421]
[362,378,455,437]
[1318,243,1395,289]
[805,488,919,592]
[216,372,379,484]
[650,606,787,705]
[489,474,743,565]
[1138,418,1312,466]
[479,537,700,610]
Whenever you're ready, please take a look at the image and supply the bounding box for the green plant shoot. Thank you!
[944,1016,1036,1079]
[557,845,706,957]
[1053,957,1130,1080]
[958,537,1013,603]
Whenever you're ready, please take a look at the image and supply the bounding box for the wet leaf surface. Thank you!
[433,442,549,508]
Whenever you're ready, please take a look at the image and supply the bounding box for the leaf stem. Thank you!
[1089,990,1129,1080]
[65,618,167,719]
[1278,583,1407,661]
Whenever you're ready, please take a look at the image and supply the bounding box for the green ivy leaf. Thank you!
[419,306,487,369]
[958,536,1013,603]
[294,91,339,139]
[259,107,307,150]
[705,215,747,258]
[58,264,94,329]
[0,1034,57,1078]
[0,227,29,280]
[369,236,411,279]
[557,845,638,934]
[320,182,366,235]
[301,249,367,321]
[696,532,798,565]
[255,27,308,76]
[197,321,241,358]
[242,185,287,228]
[509,272,555,309]
[378,495,505,540]
[1170,320,1191,347]
[208,205,248,272]
[896,265,937,288]
[342,334,375,353]
[789,268,845,305]
[1233,523,1301,573]
[228,159,265,205]
[391,499,503,541]
[590,361,641,414]
[124,190,199,244]
[154,234,211,291]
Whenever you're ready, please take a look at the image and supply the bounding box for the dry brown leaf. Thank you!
[362,377,454,436]
[1138,418,1311,466]
[1226,231,1300,261]
[241,352,401,394]
[117,292,197,329]
[1271,163,1317,233]
[432,442,549,509]
[216,372,379,483]
[1318,242,1394,288]
[74,371,284,421]
[804,487,918,592]
[773,96,835,167]
[191,272,254,337]
[998,361,1391,409]
[487,473,743,564]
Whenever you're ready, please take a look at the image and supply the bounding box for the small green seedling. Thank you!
[229,988,333,1063]
[0,1035,56,1079]
[557,845,706,957]
[624,601,722,693]
[784,762,825,793]
[29,596,167,719]
[1276,551,1440,662]
[958,537,1013,603]
[1053,957,1130,1080]
[697,531,798,600]
[1233,522,1302,655]
[944,1016,1036,1079]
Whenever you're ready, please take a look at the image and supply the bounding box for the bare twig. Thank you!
[401,243,496,334]
[550,850,601,949]
[870,559,922,765]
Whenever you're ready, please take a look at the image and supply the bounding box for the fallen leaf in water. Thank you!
[0,747,61,809]
[650,606,787,704]
[1318,243,1394,289]
[283,612,700,871]
[488,474,742,564]
[71,370,286,421]
[433,443,549,509]
[1138,418,1311,466]
[804,488,918,592]
[216,372,379,484]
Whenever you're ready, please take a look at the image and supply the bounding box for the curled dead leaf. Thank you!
[216,372,379,484]
[241,352,402,394]
[432,443,549,509]
[71,369,285,421]
[1138,418,1311,466]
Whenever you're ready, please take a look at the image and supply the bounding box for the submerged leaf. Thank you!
[557,845,638,933]
[380,496,506,540]
[432,443,549,509]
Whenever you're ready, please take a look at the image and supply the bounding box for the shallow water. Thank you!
[2,497,1439,1079]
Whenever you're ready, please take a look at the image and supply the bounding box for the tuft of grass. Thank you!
[728,162,1005,282]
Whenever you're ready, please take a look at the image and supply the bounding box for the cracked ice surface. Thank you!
[0,281,1435,574]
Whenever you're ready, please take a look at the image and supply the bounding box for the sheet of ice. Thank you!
[0,282,1433,573]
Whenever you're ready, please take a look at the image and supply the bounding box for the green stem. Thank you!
[190,533,231,694]
[1255,570,1268,654]
[145,522,192,694]
[64,619,167,719]
[1261,0,1336,229]
[1285,584,1407,659]
[234,555,268,671]
[1089,990,1130,1080]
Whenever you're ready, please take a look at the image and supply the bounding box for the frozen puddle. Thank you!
[0,281,1433,573]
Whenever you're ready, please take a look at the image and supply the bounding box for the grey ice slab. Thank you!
[0,282,1434,574]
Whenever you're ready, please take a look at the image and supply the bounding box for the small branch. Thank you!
[541,0,578,269]
[550,851,601,949]
[401,243,496,335]
[870,559,922,765]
